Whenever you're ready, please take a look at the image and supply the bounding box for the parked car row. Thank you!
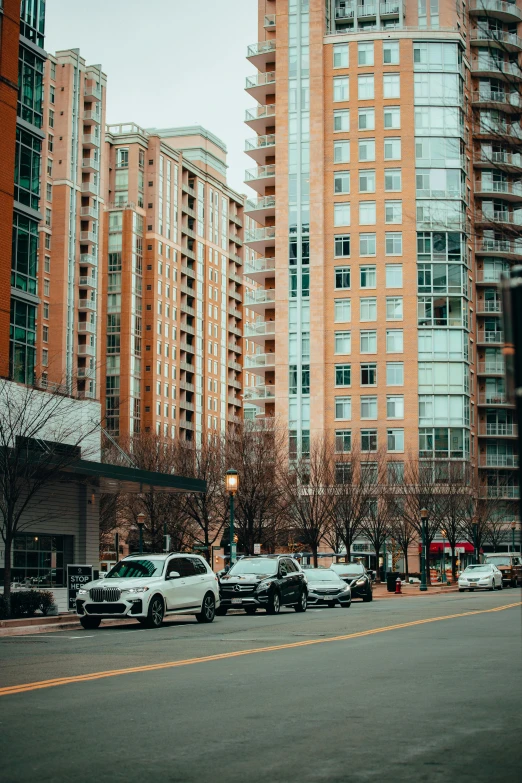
[75,554,374,629]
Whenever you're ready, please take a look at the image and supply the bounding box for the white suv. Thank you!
[76,553,220,629]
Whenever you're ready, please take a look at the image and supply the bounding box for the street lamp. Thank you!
[225,469,239,569]
[440,528,447,584]
[137,512,146,555]
[420,508,428,592]
[472,518,479,564]
[512,520,516,553]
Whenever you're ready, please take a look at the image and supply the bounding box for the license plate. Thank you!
[324,595,336,601]
[231,598,242,605]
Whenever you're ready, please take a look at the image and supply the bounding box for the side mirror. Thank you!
[167,571,180,580]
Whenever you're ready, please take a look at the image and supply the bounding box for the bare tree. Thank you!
[0,378,100,610]
[282,437,335,567]
[359,451,395,582]
[386,465,416,578]
[438,462,474,579]
[226,420,286,555]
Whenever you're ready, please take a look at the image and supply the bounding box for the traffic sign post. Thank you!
[254,543,261,555]
[67,564,93,611]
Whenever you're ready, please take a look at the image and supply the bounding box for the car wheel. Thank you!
[267,591,281,615]
[362,589,373,603]
[512,578,517,588]
[295,590,307,613]
[80,616,101,630]
[499,580,503,590]
[216,606,228,616]
[145,595,164,628]
[245,606,257,615]
[196,592,216,623]
[342,600,352,608]
[458,588,464,592]
[489,583,494,591]
[469,589,474,592]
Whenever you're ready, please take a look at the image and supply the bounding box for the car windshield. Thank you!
[105,559,165,579]
[331,563,364,576]
[228,559,278,576]
[305,569,340,582]
[463,566,491,574]
[484,556,511,566]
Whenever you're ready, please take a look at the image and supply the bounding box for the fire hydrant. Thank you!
[395,577,402,594]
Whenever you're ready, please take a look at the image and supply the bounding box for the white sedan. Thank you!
[458,564,503,592]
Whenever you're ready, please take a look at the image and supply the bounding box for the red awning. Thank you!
[428,542,475,553]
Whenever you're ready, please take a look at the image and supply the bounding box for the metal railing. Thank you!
[244,321,276,338]
[477,300,502,313]
[246,71,276,90]
[479,453,518,467]
[479,422,516,436]
[245,104,276,123]
[245,196,276,214]
[244,385,276,401]
[481,485,520,498]
[477,361,505,374]
[476,180,522,197]
[357,4,376,16]
[245,353,276,369]
[477,330,504,343]
[245,289,276,306]
[471,59,522,78]
[79,231,97,243]
[473,90,521,108]
[245,226,276,243]
[245,134,276,153]
[247,40,276,58]
[79,253,97,266]
[476,238,522,255]
[478,392,509,404]
[245,164,276,182]
[245,257,276,276]
[78,321,96,334]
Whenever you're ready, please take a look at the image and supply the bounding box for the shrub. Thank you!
[0,590,56,619]
[39,590,55,616]
[0,595,7,620]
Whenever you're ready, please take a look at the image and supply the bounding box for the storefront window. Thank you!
[8,534,72,587]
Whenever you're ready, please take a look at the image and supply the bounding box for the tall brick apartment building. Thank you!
[244,0,522,557]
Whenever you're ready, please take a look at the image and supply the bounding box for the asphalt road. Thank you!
[0,591,521,783]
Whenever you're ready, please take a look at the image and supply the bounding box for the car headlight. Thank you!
[256,581,273,592]
[121,586,150,593]
[355,578,366,586]
[77,588,88,595]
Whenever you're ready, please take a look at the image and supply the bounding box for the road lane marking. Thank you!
[1,601,519,698]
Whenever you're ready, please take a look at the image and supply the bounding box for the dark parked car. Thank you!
[217,555,307,615]
[483,553,522,587]
[330,562,373,602]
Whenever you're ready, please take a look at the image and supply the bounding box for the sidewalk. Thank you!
[372,582,460,599]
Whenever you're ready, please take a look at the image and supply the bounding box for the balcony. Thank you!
[182,182,196,197]
[182,203,196,219]
[244,195,276,225]
[228,378,242,390]
[247,40,276,69]
[245,71,276,103]
[82,157,100,173]
[229,359,242,373]
[228,394,242,407]
[181,301,195,317]
[475,238,522,259]
[244,256,276,282]
[477,392,510,405]
[245,104,276,135]
[78,298,96,311]
[80,231,97,244]
[229,251,243,266]
[264,14,276,28]
[181,263,196,279]
[79,253,97,267]
[245,164,276,194]
[78,321,96,335]
[477,330,504,344]
[83,110,101,125]
[476,2,522,23]
[244,225,276,252]
[180,399,195,412]
[181,245,196,261]
[475,210,522,227]
[479,453,518,467]
[476,150,522,171]
[77,367,96,379]
[180,419,194,431]
[229,323,242,338]
[245,288,276,313]
[477,361,505,375]
[230,212,243,228]
[474,179,522,201]
[80,206,98,219]
[357,4,377,18]
[180,340,195,354]
[180,283,196,297]
[244,352,276,376]
[243,385,276,405]
[180,321,195,336]
[228,340,241,354]
[81,180,98,196]
[481,485,520,499]
[77,389,96,400]
[228,303,242,319]
[470,59,522,81]
[229,231,243,247]
[180,380,195,392]
[84,83,102,100]
[83,134,100,148]
[181,224,196,240]
[476,299,502,314]
[79,275,97,289]
[470,22,522,48]
[379,1,402,15]
[228,287,242,302]
[479,421,517,436]
[244,319,276,345]
[180,360,195,373]
[245,134,276,166]
[77,344,96,357]
[472,89,521,111]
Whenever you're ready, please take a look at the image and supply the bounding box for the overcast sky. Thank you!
[45,0,258,195]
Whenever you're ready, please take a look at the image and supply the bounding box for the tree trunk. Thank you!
[404,550,409,580]
[451,552,457,580]
[312,545,318,568]
[375,546,381,582]
[3,534,12,616]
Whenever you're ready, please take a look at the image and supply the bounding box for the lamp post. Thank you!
[420,508,428,592]
[440,528,447,583]
[472,519,479,564]
[225,469,239,569]
[512,520,516,553]
[137,512,146,555]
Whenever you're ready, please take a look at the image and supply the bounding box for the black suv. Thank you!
[217,555,308,615]
[330,563,373,602]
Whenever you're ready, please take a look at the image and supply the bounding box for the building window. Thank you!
[387,362,404,385]
[48,109,54,128]
[386,329,403,353]
[361,396,377,419]
[386,296,403,320]
[44,279,50,296]
[335,266,351,289]
[384,106,401,129]
[360,297,377,321]
[333,43,349,68]
[45,208,51,226]
[334,171,350,194]
[385,232,402,255]
[335,364,351,387]
[335,397,352,420]
[18,47,44,128]
[334,203,351,227]
[333,76,349,102]
[358,42,374,66]
[383,74,400,99]
[42,325,48,343]
[49,85,55,104]
[359,169,375,193]
[383,41,400,65]
[359,139,375,162]
[12,213,39,294]
[334,298,351,322]
[335,331,351,354]
[46,183,52,202]
[361,363,377,386]
[358,108,375,131]
[43,302,49,319]
[385,201,402,224]
[14,128,42,210]
[360,265,376,287]
[334,235,350,257]
[359,202,376,225]
[360,330,377,353]
[387,395,404,418]
[384,138,401,160]
[44,234,51,250]
[388,429,404,452]
[334,109,350,132]
[9,299,36,383]
[335,430,352,453]
[360,234,376,256]
[48,134,53,152]
[385,169,402,191]
[361,430,378,452]
[334,141,350,163]
[358,75,374,100]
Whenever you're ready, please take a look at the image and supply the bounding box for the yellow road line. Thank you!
[1,601,520,698]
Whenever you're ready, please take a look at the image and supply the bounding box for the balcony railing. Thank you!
[476,238,522,255]
[478,392,509,404]
[245,164,276,182]
[80,206,98,219]
[476,180,522,197]
[78,275,97,288]
[79,253,97,266]
[380,2,402,14]
[245,289,276,307]
[477,361,505,374]
[79,231,97,243]
[244,321,276,339]
[76,367,96,378]
[471,23,522,45]
[84,84,102,100]
[245,353,276,369]
[357,4,376,17]
[477,299,502,313]
[245,134,276,155]
[479,150,522,168]
[471,59,522,78]
[246,71,276,90]
[81,181,98,195]
[479,422,517,436]
[247,40,276,58]
[245,104,276,123]
[244,385,276,402]
[477,330,504,343]
[245,257,276,276]
[477,210,522,225]
[245,196,276,213]
[78,321,96,334]
[481,485,520,498]
[83,110,101,123]
[479,453,518,467]
[78,299,96,311]
[77,344,96,356]
[473,90,521,108]
[82,157,100,171]
[245,226,276,244]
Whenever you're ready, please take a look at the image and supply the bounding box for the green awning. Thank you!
[63,458,206,495]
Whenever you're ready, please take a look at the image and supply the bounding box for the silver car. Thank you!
[303,568,351,607]
[458,564,503,592]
